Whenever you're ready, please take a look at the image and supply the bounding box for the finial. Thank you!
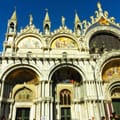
[29,14,33,25]
[61,16,65,27]
[44,8,50,23]
[74,9,81,23]
[10,8,17,21]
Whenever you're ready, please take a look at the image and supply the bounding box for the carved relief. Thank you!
[15,87,33,101]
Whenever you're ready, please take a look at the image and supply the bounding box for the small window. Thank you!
[9,22,14,32]
[60,89,71,105]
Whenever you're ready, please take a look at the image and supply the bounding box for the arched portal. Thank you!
[102,59,120,116]
[1,67,39,120]
[51,66,82,120]
[111,85,120,115]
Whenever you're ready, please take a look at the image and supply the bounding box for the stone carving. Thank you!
[15,88,33,101]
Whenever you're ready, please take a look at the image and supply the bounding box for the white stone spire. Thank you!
[43,9,51,34]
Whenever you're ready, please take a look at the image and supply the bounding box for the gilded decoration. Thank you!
[51,37,78,49]
[98,17,109,25]
[102,59,120,81]
[18,37,42,49]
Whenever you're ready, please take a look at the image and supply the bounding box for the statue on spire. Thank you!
[62,16,65,27]
[29,14,33,25]
[97,1,103,12]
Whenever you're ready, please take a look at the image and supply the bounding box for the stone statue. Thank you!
[29,14,33,25]
[62,16,65,27]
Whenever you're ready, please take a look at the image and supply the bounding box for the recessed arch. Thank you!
[102,58,120,82]
[49,63,85,83]
[16,35,42,49]
[1,63,42,82]
[108,81,120,115]
[84,26,120,50]
[48,33,80,49]
[89,32,120,54]
[94,51,120,81]
[1,64,41,100]
[5,67,39,85]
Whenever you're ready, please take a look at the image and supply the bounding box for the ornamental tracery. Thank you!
[60,89,71,105]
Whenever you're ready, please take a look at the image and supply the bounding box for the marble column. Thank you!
[0,81,5,117]
[8,101,14,120]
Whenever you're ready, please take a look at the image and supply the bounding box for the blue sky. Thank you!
[0,0,120,51]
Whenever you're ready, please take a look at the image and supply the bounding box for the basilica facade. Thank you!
[0,2,120,120]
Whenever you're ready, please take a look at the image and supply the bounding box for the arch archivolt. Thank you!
[95,51,120,81]
[48,63,86,82]
[0,63,42,83]
[105,80,120,100]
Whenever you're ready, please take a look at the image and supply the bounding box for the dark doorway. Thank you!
[61,107,71,120]
[112,99,120,115]
[15,108,30,120]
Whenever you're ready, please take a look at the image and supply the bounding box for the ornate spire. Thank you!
[10,8,17,21]
[7,8,17,35]
[74,10,81,35]
[74,10,80,24]
[43,9,51,34]
[44,8,50,22]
